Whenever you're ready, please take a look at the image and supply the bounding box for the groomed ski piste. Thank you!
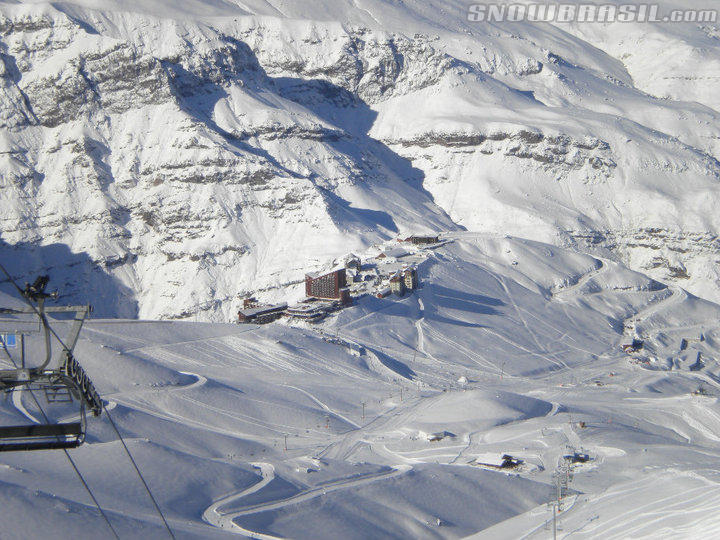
[2,234,720,538]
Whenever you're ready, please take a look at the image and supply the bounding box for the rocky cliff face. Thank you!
[2,1,720,318]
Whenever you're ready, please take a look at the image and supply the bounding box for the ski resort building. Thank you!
[389,273,405,296]
[284,304,327,322]
[403,235,440,245]
[305,268,347,300]
[237,303,287,324]
[376,287,391,298]
[243,297,258,309]
[403,267,418,290]
[388,267,418,297]
[339,287,352,305]
[343,254,361,270]
[376,247,410,260]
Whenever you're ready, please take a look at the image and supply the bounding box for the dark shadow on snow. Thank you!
[162,36,457,237]
[370,345,417,380]
[429,284,505,315]
[4,35,459,319]
[0,238,138,318]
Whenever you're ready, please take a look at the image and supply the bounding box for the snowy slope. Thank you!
[4,2,720,537]
[2,0,720,320]
[3,236,720,537]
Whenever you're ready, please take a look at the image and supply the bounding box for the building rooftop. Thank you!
[379,247,410,259]
[238,303,287,317]
[305,265,345,280]
[286,303,328,314]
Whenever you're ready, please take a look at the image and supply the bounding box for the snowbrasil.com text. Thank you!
[467,3,718,23]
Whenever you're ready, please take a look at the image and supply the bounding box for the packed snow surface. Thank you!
[3,235,720,538]
[3,0,720,537]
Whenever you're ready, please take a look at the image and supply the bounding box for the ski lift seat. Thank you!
[0,422,83,451]
[0,277,101,452]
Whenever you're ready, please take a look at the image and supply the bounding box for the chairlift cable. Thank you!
[102,402,176,539]
[0,263,175,539]
[0,340,119,539]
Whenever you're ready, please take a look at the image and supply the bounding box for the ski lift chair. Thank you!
[0,276,101,452]
[0,370,88,451]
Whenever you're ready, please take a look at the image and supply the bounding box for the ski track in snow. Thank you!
[280,385,360,429]
[551,258,607,300]
[120,328,260,355]
[203,461,411,537]
[325,330,410,383]
[203,462,281,538]
[318,391,434,462]
[561,422,583,450]
[496,274,570,372]
[414,298,429,358]
[6,231,720,538]
[578,481,720,540]
[623,286,686,338]
[420,323,499,373]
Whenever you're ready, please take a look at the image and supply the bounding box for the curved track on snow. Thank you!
[552,258,608,300]
[203,462,410,537]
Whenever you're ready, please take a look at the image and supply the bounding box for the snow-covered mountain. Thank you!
[6,5,720,537]
[3,233,720,538]
[2,0,720,319]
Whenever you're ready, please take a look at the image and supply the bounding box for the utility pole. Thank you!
[362,401,365,420]
[284,434,287,452]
